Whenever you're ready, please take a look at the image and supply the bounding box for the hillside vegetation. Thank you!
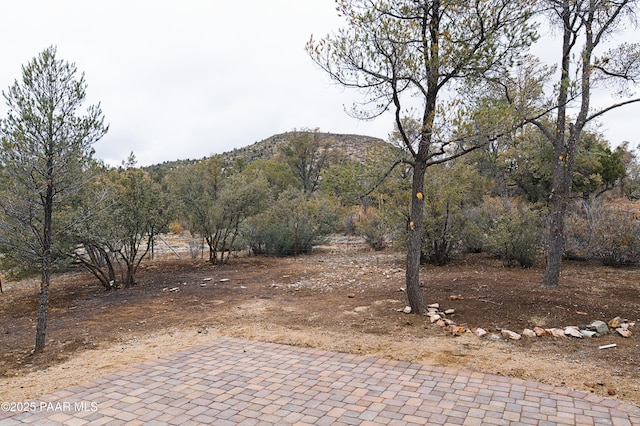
[145,131,387,175]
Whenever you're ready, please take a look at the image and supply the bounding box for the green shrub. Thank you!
[354,207,387,250]
[420,161,487,265]
[459,206,487,254]
[483,197,544,268]
[243,190,338,256]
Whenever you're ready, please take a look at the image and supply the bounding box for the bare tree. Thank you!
[0,46,108,351]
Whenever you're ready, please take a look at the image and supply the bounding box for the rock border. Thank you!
[399,303,635,341]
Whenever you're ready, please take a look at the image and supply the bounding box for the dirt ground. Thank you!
[1,238,639,408]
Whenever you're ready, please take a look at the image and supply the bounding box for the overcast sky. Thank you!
[0,1,637,167]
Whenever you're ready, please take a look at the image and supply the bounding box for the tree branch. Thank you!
[586,98,640,123]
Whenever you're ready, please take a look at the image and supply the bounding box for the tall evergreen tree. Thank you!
[0,46,108,351]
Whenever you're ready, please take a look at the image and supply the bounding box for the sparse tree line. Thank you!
[2,0,640,351]
[354,125,640,269]
[307,0,640,312]
[9,116,632,290]
[0,125,342,290]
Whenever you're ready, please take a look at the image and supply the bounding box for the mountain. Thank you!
[215,131,387,167]
[145,131,388,175]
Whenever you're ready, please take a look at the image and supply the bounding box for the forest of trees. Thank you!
[3,123,639,287]
[1,1,640,351]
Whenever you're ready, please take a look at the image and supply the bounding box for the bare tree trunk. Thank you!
[543,0,572,289]
[36,154,54,352]
[543,152,572,287]
[406,162,427,314]
[35,280,49,351]
[125,263,136,287]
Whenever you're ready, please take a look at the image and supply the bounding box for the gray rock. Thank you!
[564,326,583,338]
[428,313,441,323]
[588,320,609,335]
[501,329,522,340]
[473,327,488,337]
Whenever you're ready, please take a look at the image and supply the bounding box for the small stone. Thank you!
[607,387,617,396]
[533,327,548,337]
[402,306,412,314]
[449,326,467,336]
[444,318,455,326]
[429,314,441,323]
[473,327,487,337]
[616,328,632,338]
[580,330,597,338]
[487,333,502,341]
[608,316,621,328]
[449,294,464,300]
[169,287,179,292]
[347,294,355,298]
[354,306,368,313]
[428,303,440,309]
[564,326,583,338]
[444,309,455,315]
[547,328,566,338]
[522,329,537,338]
[501,329,522,340]
[219,278,230,282]
[588,320,609,335]
[202,278,212,282]
[584,381,596,388]
[436,319,446,327]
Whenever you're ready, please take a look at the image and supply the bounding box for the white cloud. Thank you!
[0,1,637,166]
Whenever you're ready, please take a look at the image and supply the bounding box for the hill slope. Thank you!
[145,131,388,174]
[216,131,387,166]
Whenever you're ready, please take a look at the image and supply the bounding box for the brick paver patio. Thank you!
[1,337,639,425]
